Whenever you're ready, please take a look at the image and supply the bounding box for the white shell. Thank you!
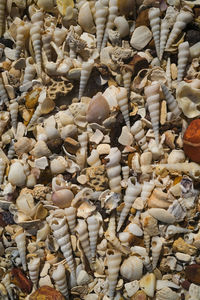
[78,2,96,34]
[87,215,100,259]
[30,24,42,76]
[9,100,18,131]
[140,273,156,298]
[28,257,40,287]
[161,84,181,117]
[8,161,26,187]
[14,229,27,271]
[1,273,13,300]
[117,177,141,231]
[154,162,200,178]
[87,149,101,166]
[141,180,155,203]
[22,57,36,87]
[122,70,132,96]
[116,87,130,129]
[177,41,190,82]
[0,77,9,107]
[148,208,175,224]
[114,16,129,38]
[95,0,108,52]
[106,249,122,299]
[0,158,6,185]
[52,264,69,299]
[156,287,179,300]
[148,8,160,58]
[79,59,94,99]
[64,206,77,235]
[165,11,193,49]
[105,147,121,193]
[15,23,29,59]
[159,19,169,60]
[120,256,143,281]
[131,120,148,152]
[75,219,92,262]
[144,83,160,145]
[151,236,162,269]
[189,283,200,300]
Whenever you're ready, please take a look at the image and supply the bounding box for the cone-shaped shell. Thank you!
[106,249,122,299]
[148,7,160,58]
[151,236,162,269]
[75,219,92,262]
[64,206,77,235]
[28,257,40,287]
[14,229,27,271]
[177,41,189,82]
[116,87,130,129]
[52,264,69,299]
[131,120,148,152]
[95,0,108,52]
[87,215,100,259]
[86,92,110,124]
[105,147,121,193]
[79,60,94,99]
[161,84,181,118]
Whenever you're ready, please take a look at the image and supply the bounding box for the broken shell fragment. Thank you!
[183,119,200,163]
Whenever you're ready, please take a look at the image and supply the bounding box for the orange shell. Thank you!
[183,119,200,163]
[29,286,65,300]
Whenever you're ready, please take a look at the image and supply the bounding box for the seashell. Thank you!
[0,0,5,37]
[125,222,143,237]
[165,11,193,49]
[8,161,26,187]
[161,84,181,118]
[148,8,160,58]
[52,189,74,209]
[131,120,148,152]
[50,156,68,174]
[22,57,36,89]
[101,0,118,50]
[188,283,200,300]
[57,0,74,16]
[15,22,29,59]
[189,41,200,59]
[28,257,40,287]
[106,249,122,299]
[9,100,18,132]
[87,215,100,260]
[14,228,27,271]
[52,264,69,299]
[116,87,130,129]
[151,236,162,270]
[78,2,96,34]
[177,41,189,82]
[120,256,143,281]
[117,177,141,232]
[87,149,102,167]
[75,219,92,262]
[183,119,200,163]
[140,273,156,298]
[1,274,13,300]
[141,180,154,203]
[130,25,152,50]
[86,92,110,124]
[122,68,132,96]
[7,140,15,160]
[118,126,133,146]
[30,24,42,76]
[105,147,121,193]
[176,82,200,118]
[64,206,76,235]
[0,158,6,185]
[148,208,175,224]
[144,82,160,145]
[156,287,179,300]
[140,151,152,174]
[79,59,94,99]
[167,149,185,164]
[141,214,159,253]
[154,162,200,178]
[114,16,129,38]
[30,140,51,158]
[159,19,169,60]
[42,30,52,61]
[0,111,9,136]
[0,77,9,107]
[165,225,191,238]
[47,214,76,282]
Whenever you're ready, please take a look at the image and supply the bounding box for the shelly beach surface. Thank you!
[1,0,200,299]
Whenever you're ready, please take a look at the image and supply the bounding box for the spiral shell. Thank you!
[165,11,193,49]
[7,140,15,160]
[148,7,160,58]
[151,236,162,269]
[87,215,100,260]
[64,206,77,235]
[28,257,40,287]
[141,180,155,203]
[0,0,5,37]
[30,24,42,76]
[22,57,36,87]
[48,215,76,280]
[28,104,42,127]
[106,249,122,299]
[15,22,29,59]
[177,41,190,82]
[1,274,13,300]
[105,147,121,193]
[52,264,69,299]
[0,77,9,107]
[75,219,92,262]
[87,149,101,166]
[122,70,132,96]
[131,120,148,152]
[144,82,160,145]
[117,177,141,232]
[79,60,94,99]
[42,30,53,61]
[9,100,18,132]
[161,84,181,118]
[165,225,191,238]
[14,229,27,271]
[0,158,6,185]
[120,256,143,281]
[101,0,118,50]
[116,87,130,129]
[159,19,169,60]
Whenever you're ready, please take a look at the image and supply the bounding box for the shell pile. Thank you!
[0,0,200,299]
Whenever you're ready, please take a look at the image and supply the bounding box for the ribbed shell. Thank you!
[30,24,42,76]
[9,100,18,131]
[15,23,28,59]
[22,58,36,86]
[87,215,99,260]
[87,149,101,166]
[144,83,160,145]
[166,57,172,88]
[131,120,148,152]
[64,206,77,235]
[14,230,27,271]
[165,11,193,49]
[7,140,15,160]
[117,178,141,231]
[101,0,118,50]
[28,257,40,287]
[79,60,94,99]
[156,287,179,300]
[0,0,5,37]
[116,87,130,129]
[105,147,121,193]
[151,236,162,269]
[49,216,76,279]
[42,31,53,61]
[165,225,190,238]
[143,255,153,272]
[1,274,14,300]
[149,7,160,58]
[177,41,190,82]
[28,103,42,127]
[52,264,69,299]
[122,71,132,96]
[122,165,129,181]
[159,19,169,60]
[161,84,181,117]
[0,158,6,185]
[95,0,108,52]
[75,219,92,262]
[154,162,200,175]
[106,249,122,299]
[0,77,9,107]
[141,180,155,203]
